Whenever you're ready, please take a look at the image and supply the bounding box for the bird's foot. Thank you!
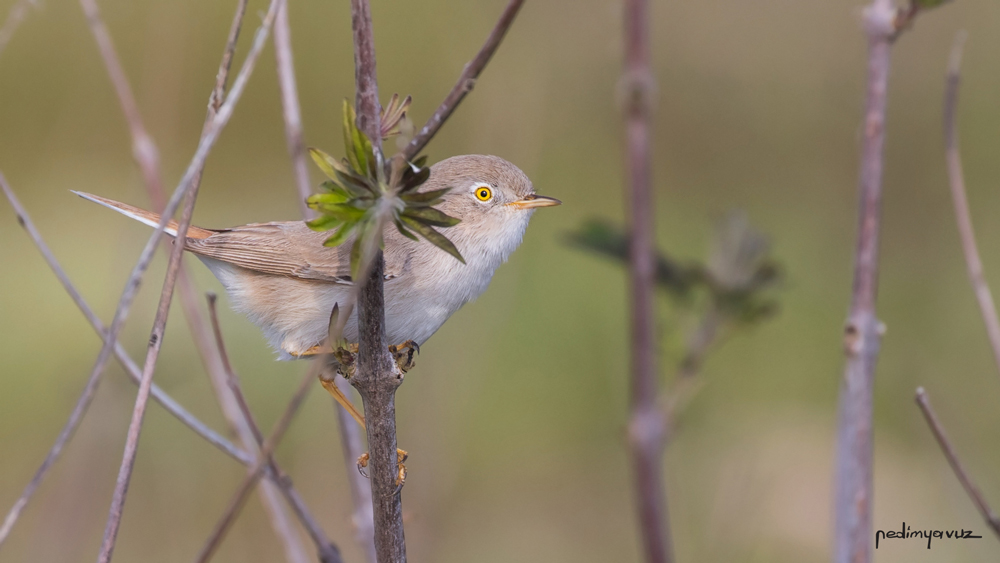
[388,340,419,373]
[357,448,409,492]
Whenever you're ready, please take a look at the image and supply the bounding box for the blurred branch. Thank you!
[403,0,524,160]
[914,388,1000,540]
[206,295,343,563]
[94,0,286,560]
[195,365,319,563]
[0,0,35,59]
[347,1,408,562]
[273,2,314,219]
[270,4,378,559]
[621,0,672,561]
[832,1,896,562]
[0,171,260,548]
[941,33,1000,380]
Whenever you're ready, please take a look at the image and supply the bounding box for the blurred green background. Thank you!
[2,0,1000,561]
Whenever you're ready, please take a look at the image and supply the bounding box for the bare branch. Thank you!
[194,365,319,563]
[206,295,344,563]
[403,0,524,160]
[271,5,378,558]
[915,388,1000,540]
[93,0,287,560]
[833,2,897,562]
[620,1,671,562]
[273,2,314,219]
[347,1,409,562]
[0,0,35,59]
[940,33,1000,381]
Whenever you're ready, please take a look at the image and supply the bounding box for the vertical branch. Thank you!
[271,5,378,559]
[347,2,408,562]
[273,2,314,218]
[941,33,1000,378]
[832,2,896,563]
[621,1,671,563]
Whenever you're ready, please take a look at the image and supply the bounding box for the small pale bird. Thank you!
[75,154,560,360]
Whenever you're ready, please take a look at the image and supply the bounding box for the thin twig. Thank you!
[273,2,313,219]
[403,0,525,160]
[271,4,378,559]
[915,388,1000,540]
[621,1,671,562]
[194,364,319,563]
[832,2,897,562]
[347,1,409,562]
[0,0,35,58]
[94,1,286,560]
[206,295,344,563]
[941,33,1000,380]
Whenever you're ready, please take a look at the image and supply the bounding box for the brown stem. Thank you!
[621,1,671,562]
[403,0,524,160]
[347,2,408,562]
[92,0,286,560]
[194,365,319,563]
[832,2,897,562]
[206,295,344,563]
[915,388,1000,540]
[941,33,1000,379]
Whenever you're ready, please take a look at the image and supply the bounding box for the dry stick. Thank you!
[273,2,313,218]
[914,388,1000,540]
[402,0,525,161]
[832,2,898,563]
[271,5,379,560]
[348,1,409,562]
[0,173,246,550]
[621,1,671,562]
[0,177,250,464]
[0,0,35,58]
[83,0,316,560]
[941,34,1000,379]
[94,0,286,560]
[194,365,319,563]
[206,295,344,563]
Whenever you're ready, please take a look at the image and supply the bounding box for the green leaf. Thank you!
[349,216,377,279]
[401,187,450,206]
[308,189,350,205]
[309,148,340,181]
[310,203,366,222]
[306,215,344,232]
[322,222,355,247]
[399,166,431,193]
[400,215,465,264]
[393,218,419,241]
[402,206,460,228]
[342,101,363,173]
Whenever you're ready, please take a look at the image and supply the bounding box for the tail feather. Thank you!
[72,191,215,239]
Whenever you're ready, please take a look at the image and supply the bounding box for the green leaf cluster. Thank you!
[306,100,464,278]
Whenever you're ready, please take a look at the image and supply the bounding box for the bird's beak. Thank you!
[508,194,562,209]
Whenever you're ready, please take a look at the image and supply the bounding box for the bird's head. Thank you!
[423,155,560,264]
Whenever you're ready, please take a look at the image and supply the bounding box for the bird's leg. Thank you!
[318,343,409,488]
[388,340,420,373]
[357,448,408,489]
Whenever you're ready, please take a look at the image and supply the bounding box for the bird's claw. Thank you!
[388,340,419,373]
[357,448,408,491]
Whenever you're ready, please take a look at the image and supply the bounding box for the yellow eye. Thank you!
[475,186,493,201]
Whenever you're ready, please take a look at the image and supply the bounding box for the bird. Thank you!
[74,154,560,361]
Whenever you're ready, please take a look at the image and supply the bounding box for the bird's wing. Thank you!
[185,220,412,283]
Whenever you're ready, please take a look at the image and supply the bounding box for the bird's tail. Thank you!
[72,191,215,239]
